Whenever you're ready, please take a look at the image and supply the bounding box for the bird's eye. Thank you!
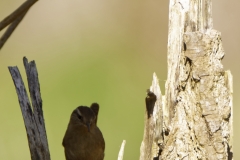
[77,114,82,120]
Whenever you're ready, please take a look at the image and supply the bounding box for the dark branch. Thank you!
[0,0,37,31]
[0,10,28,49]
[0,0,38,50]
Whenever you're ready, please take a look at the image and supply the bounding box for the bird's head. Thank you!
[71,106,97,132]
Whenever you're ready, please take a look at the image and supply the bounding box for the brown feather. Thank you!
[63,105,105,160]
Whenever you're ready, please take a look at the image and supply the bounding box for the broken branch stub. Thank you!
[8,57,50,160]
[140,0,233,159]
[140,73,164,160]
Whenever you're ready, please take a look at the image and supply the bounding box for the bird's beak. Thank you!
[86,123,91,132]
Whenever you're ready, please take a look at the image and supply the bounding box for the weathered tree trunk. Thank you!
[140,0,233,160]
[8,57,51,160]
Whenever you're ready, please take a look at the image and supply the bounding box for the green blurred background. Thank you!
[0,0,239,159]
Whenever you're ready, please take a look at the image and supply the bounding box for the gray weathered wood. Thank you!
[8,57,51,160]
[140,0,233,160]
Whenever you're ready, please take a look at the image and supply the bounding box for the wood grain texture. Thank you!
[140,73,164,160]
[140,0,233,159]
[8,57,50,160]
[162,29,233,160]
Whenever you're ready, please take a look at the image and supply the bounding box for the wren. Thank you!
[62,103,105,160]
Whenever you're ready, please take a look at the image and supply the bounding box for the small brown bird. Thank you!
[62,103,105,160]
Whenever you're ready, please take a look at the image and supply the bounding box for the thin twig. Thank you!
[0,0,37,31]
[0,10,28,49]
[118,140,126,160]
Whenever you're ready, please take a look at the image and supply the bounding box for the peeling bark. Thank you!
[140,0,233,160]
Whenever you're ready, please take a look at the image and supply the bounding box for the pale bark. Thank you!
[140,73,163,160]
[118,140,126,160]
[140,0,233,160]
